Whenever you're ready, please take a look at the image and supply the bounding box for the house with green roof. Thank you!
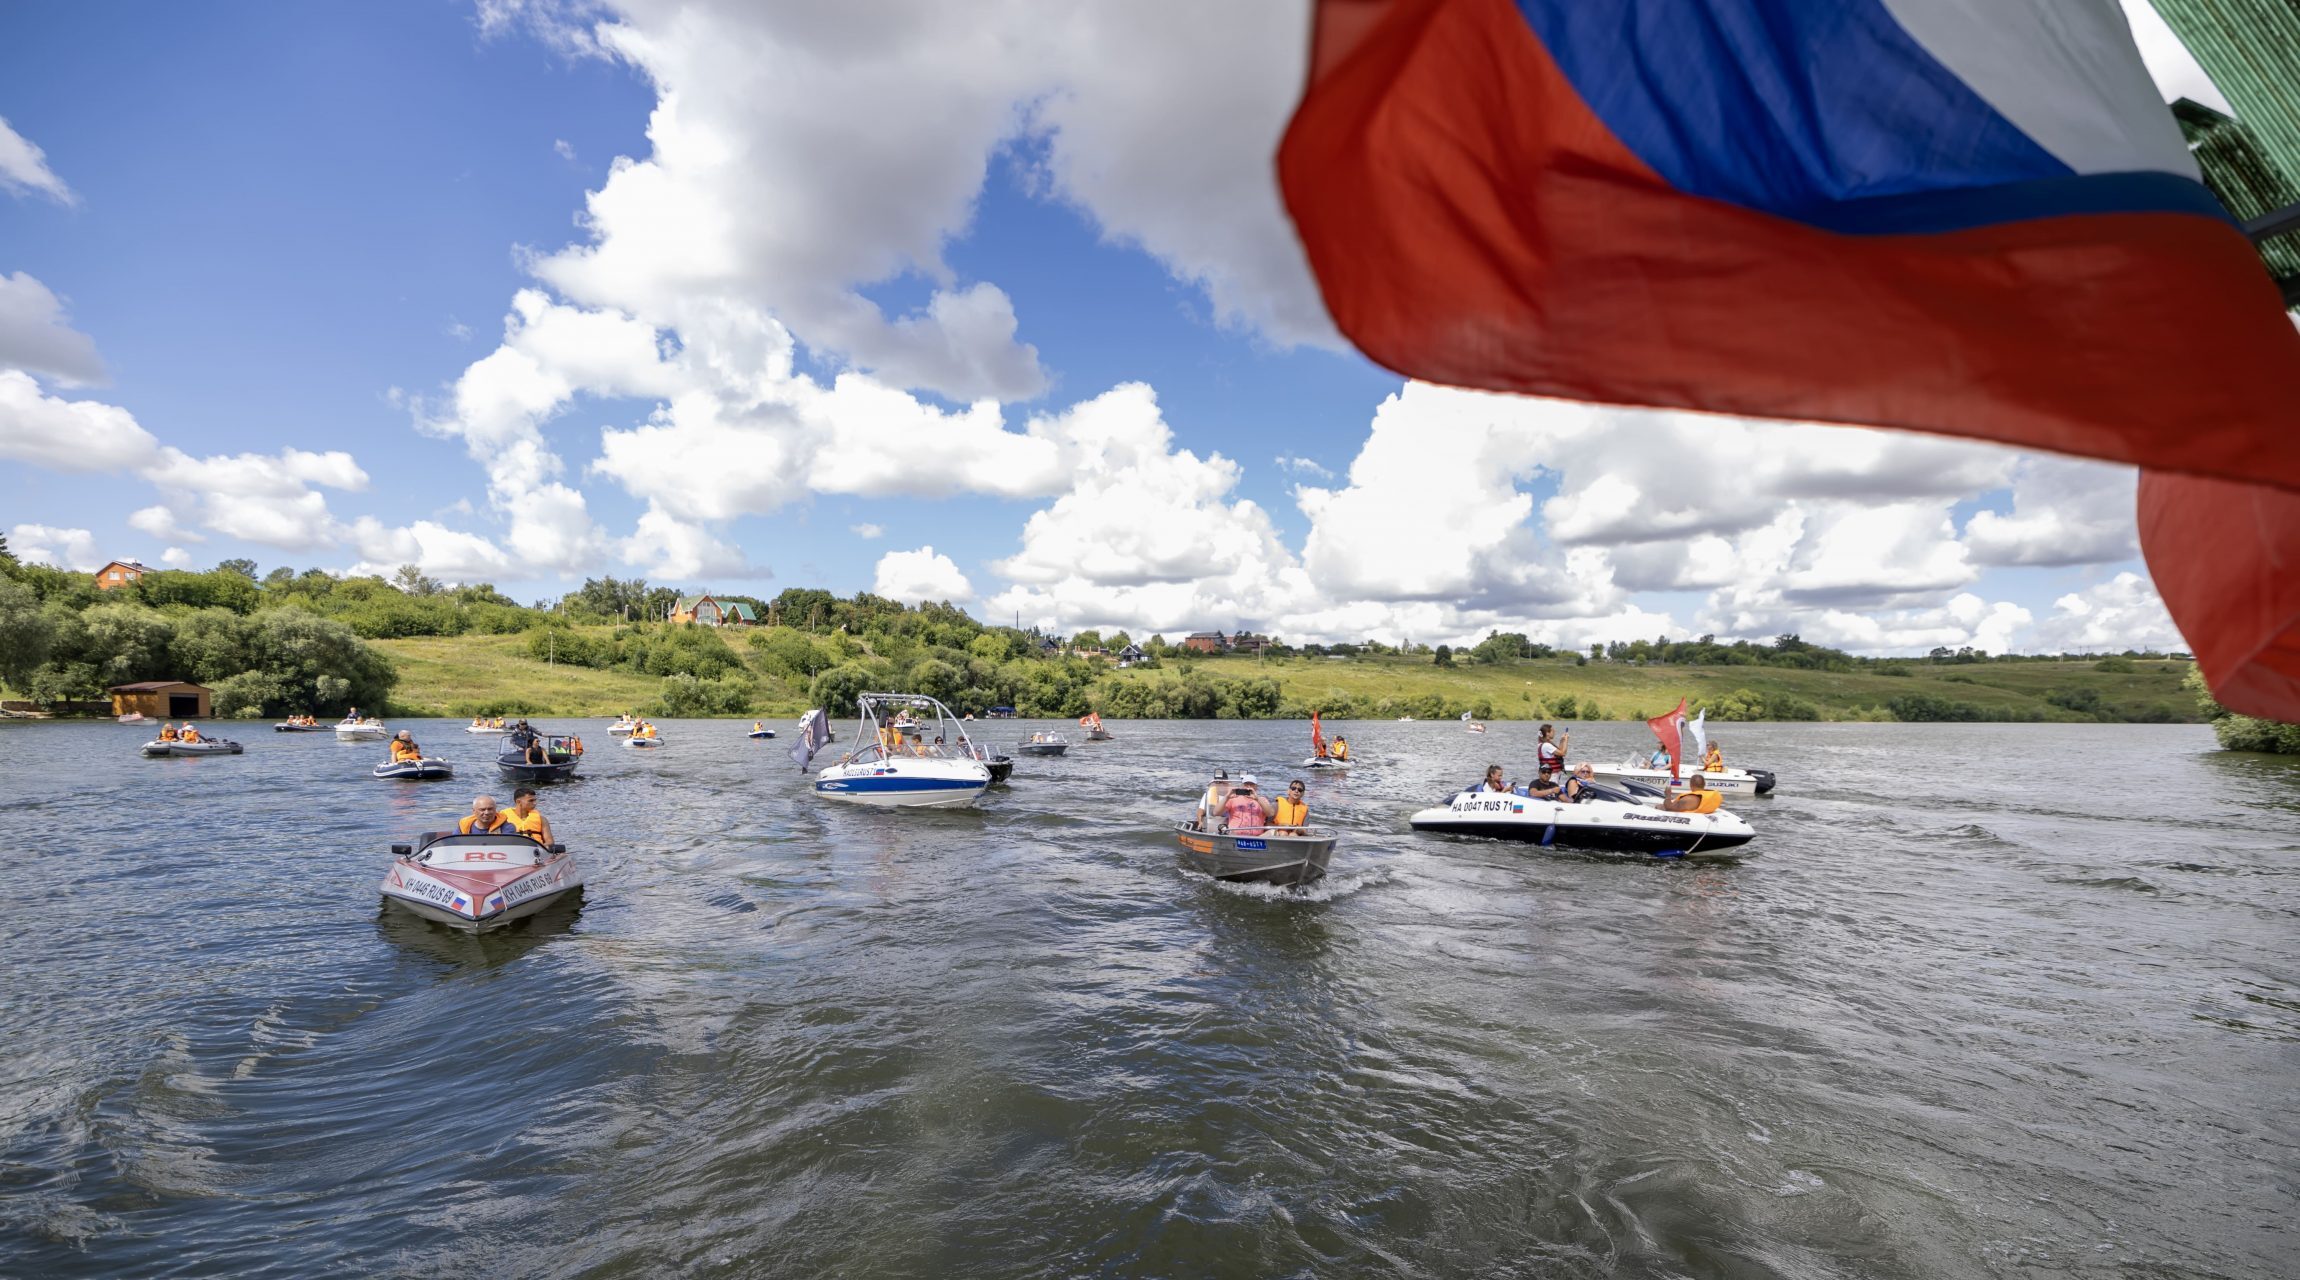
[671,594,759,627]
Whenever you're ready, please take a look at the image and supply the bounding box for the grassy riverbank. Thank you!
[1112,653,2201,723]
[368,629,2202,723]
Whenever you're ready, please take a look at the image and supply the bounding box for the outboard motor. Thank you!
[1748,769,1777,795]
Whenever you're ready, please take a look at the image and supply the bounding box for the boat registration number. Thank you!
[1232,839,1267,851]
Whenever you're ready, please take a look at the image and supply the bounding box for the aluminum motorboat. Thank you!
[1175,823,1338,887]
[335,717,389,741]
[1016,732,1069,756]
[814,692,991,808]
[1408,785,1755,861]
[140,736,243,757]
[380,830,583,931]
[374,757,454,780]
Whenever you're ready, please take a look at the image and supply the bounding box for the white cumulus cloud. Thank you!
[2032,571,2184,652]
[0,116,75,205]
[7,523,103,571]
[0,273,105,384]
[0,370,158,471]
[1962,456,2139,567]
[874,545,973,603]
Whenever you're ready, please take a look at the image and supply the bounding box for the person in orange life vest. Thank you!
[157,723,178,742]
[1220,775,1275,835]
[390,730,423,763]
[505,787,554,845]
[1273,779,1310,833]
[178,723,203,743]
[459,795,512,833]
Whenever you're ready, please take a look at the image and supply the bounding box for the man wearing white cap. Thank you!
[1194,768,1232,831]
[1220,773,1275,836]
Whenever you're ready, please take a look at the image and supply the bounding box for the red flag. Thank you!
[1311,710,1327,757]
[1646,698,1687,781]
[1277,0,2300,720]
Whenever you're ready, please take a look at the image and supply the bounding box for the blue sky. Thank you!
[0,2,2220,653]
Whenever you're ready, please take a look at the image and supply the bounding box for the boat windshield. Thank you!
[850,693,975,763]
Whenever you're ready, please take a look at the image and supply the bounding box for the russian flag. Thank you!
[1279,0,2300,718]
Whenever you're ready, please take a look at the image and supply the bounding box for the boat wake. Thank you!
[1205,862,1394,903]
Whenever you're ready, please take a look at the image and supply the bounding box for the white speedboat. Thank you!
[380,830,583,931]
[463,722,508,734]
[814,692,991,808]
[335,718,388,741]
[117,712,147,725]
[140,737,243,757]
[1409,786,1755,861]
[607,717,639,736]
[374,757,454,780]
[1586,759,1776,797]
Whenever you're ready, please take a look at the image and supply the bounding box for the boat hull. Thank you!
[747,730,775,739]
[335,725,387,741]
[374,758,455,780]
[625,737,663,749]
[814,761,990,808]
[496,755,580,782]
[1302,756,1350,769]
[1016,743,1068,756]
[464,725,506,734]
[1175,824,1337,886]
[1409,793,1755,861]
[380,836,583,933]
[275,724,333,732]
[140,739,243,757]
[984,756,1014,784]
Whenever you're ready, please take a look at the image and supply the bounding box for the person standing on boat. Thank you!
[509,720,548,765]
[1221,775,1274,835]
[1194,768,1232,830]
[1274,780,1310,834]
[1536,724,1567,775]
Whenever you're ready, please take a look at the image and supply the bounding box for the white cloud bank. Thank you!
[874,546,973,603]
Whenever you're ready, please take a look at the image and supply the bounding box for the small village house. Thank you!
[1180,631,1228,654]
[110,680,212,719]
[93,560,149,591]
[1115,643,1147,667]
[671,594,759,627]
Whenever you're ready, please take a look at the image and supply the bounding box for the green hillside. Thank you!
[1104,653,2199,723]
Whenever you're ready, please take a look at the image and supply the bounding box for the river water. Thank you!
[1,718,2294,1277]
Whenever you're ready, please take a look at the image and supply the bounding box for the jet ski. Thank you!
[373,757,454,780]
[380,830,583,932]
[140,737,243,757]
[1409,783,1756,861]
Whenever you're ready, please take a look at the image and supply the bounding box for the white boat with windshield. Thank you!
[813,693,992,808]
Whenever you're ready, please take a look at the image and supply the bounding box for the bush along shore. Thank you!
[0,556,2212,726]
[2187,669,2300,753]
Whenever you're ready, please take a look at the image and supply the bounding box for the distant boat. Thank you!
[1080,711,1113,742]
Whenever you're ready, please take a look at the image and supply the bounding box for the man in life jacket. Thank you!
[1194,768,1232,830]
[1663,775,1722,813]
[1273,779,1310,833]
[179,724,203,743]
[390,730,423,763]
[1221,775,1274,835]
[1701,741,1725,773]
[1536,724,1567,775]
[459,795,511,833]
[506,786,554,846]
